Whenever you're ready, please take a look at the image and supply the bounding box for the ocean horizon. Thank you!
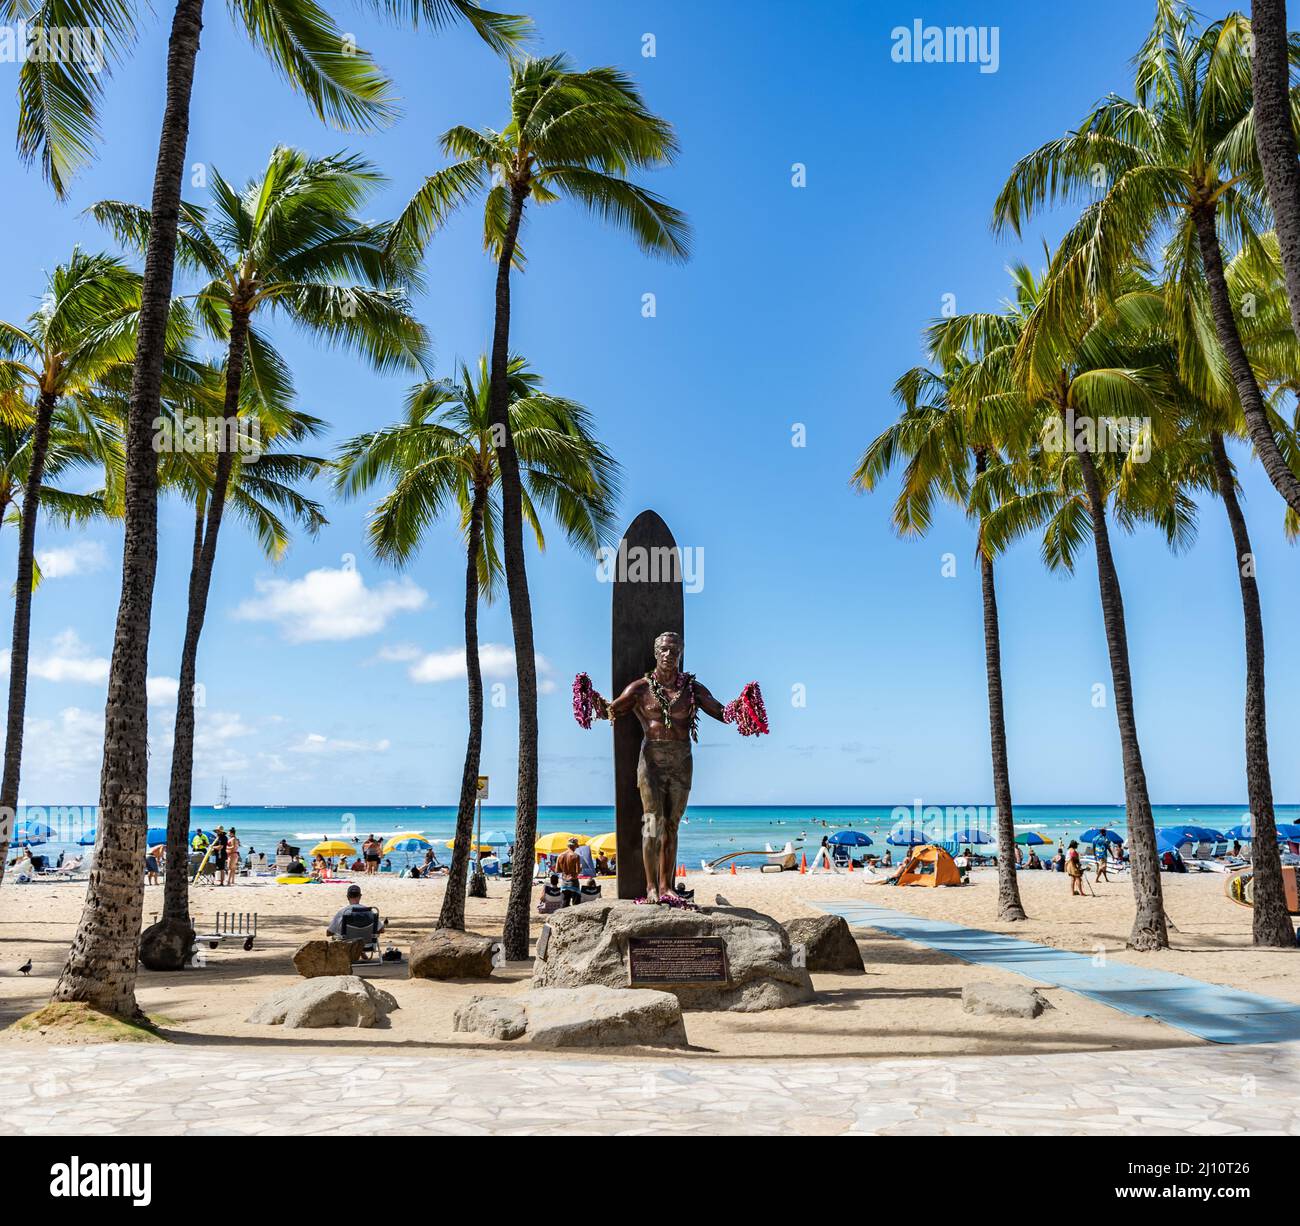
[15,802,1290,868]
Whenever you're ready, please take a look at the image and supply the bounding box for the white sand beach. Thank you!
[1,866,1285,1059]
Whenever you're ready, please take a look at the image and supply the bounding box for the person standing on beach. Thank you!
[556,838,583,907]
[363,835,381,874]
[1093,834,1109,883]
[225,828,240,886]
[1066,841,1085,896]
[211,826,229,885]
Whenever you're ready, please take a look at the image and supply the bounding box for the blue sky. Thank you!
[2,0,1298,807]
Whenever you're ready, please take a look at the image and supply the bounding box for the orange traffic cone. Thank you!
[847,858,854,872]
[799,852,807,874]
[730,861,737,875]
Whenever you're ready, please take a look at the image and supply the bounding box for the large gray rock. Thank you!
[410,929,497,980]
[293,939,360,978]
[531,900,813,1012]
[247,976,398,1028]
[962,981,1052,1019]
[453,986,687,1048]
[453,996,528,1041]
[783,915,865,973]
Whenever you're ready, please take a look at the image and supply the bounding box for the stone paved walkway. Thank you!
[6,1041,1300,1135]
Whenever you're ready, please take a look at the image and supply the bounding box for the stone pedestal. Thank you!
[531,900,813,1012]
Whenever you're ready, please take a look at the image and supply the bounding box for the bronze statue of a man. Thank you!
[594,632,724,902]
[574,631,767,903]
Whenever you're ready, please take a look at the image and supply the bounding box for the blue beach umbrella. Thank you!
[481,830,513,846]
[15,821,53,842]
[1163,825,1226,844]
[1277,823,1300,841]
[77,829,97,845]
[146,827,169,846]
[827,830,873,846]
[1080,828,1124,845]
[1155,831,1186,855]
[887,827,928,847]
[953,828,992,844]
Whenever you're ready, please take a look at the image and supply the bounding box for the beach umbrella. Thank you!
[1008,826,1050,847]
[383,832,430,854]
[535,832,589,854]
[481,830,513,846]
[1277,823,1300,841]
[77,829,97,845]
[1080,828,1124,845]
[953,829,992,844]
[310,840,357,857]
[827,829,873,846]
[588,832,617,858]
[887,827,928,847]
[1155,831,1186,855]
[1164,825,1226,844]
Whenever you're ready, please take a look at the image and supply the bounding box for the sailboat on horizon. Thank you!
[214,778,230,810]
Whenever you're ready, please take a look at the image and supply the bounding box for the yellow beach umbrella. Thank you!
[588,832,617,858]
[444,839,493,853]
[310,840,357,857]
[384,832,431,854]
[535,832,589,855]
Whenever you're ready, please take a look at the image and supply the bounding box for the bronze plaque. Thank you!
[627,936,729,986]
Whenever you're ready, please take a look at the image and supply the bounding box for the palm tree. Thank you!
[93,146,428,969]
[1248,0,1300,350]
[852,352,1027,922]
[0,252,138,880]
[41,0,522,1020]
[961,260,1176,951]
[1150,244,1300,947]
[388,54,689,958]
[994,2,1300,518]
[335,354,620,932]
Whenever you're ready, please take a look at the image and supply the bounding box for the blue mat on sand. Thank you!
[820,901,1300,1045]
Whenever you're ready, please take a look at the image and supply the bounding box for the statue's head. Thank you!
[653,631,682,672]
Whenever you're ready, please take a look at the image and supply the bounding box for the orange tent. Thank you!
[893,844,962,887]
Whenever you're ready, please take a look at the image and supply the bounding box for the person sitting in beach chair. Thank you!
[326,885,384,958]
[580,878,602,901]
[537,874,566,914]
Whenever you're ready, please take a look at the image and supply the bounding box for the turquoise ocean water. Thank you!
[17,803,1297,867]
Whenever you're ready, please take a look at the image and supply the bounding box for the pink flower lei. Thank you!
[572,672,598,729]
[724,681,769,737]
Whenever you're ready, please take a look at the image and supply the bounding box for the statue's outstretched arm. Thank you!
[694,682,727,723]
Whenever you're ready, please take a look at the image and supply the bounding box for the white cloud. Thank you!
[234,566,427,642]
[147,676,179,706]
[291,732,391,755]
[36,540,109,579]
[404,642,555,692]
[0,631,180,699]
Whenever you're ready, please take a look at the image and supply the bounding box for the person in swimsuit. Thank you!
[363,835,381,874]
[224,828,240,885]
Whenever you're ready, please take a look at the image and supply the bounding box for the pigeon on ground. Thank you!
[714,894,731,908]
[18,958,32,976]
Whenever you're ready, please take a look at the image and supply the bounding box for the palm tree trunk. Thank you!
[1072,429,1168,950]
[438,483,487,931]
[975,452,1026,921]
[0,390,57,886]
[492,186,540,962]
[52,0,206,1017]
[1194,206,1300,515]
[1250,1,1300,354]
[1209,432,1294,947]
[140,310,249,971]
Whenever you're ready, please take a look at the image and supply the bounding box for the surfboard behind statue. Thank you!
[611,510,684,899]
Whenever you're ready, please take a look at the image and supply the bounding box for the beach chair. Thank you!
[337,905,382,961]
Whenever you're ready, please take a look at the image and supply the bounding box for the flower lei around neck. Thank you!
[646,669,698,742]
